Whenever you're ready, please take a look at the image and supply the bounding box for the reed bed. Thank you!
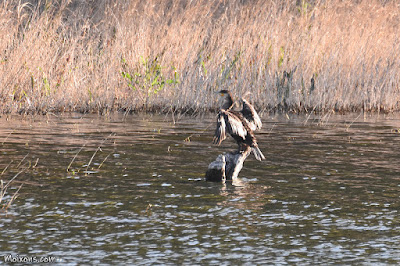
[0,0,399,115]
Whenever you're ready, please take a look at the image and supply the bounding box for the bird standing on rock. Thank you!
[213,90,265,161]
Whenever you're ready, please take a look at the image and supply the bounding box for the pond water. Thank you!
[1,112,400,264]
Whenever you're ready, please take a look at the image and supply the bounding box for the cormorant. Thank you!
[213,90,265,161]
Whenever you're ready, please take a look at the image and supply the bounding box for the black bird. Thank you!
[213,90,265,161]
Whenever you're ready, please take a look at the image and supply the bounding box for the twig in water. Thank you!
[33,158,39,168]
[1,129,16,145]
[98,152,112,169]
[67,143,86,172]
[303,106,318,125]
[16,153,29,168]
[0,164,29,212]
[266,124,276,136]
[3,165,29,192]
[1,160,13,177]
[85,132,116,173]
[318,109,334,126]
[86,146,102,172]
[2,184,23,213]
[345,112,363,131]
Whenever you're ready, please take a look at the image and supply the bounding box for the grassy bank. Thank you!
[0,0,399,115]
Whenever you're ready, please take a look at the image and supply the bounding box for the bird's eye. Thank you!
[220,93,225,96]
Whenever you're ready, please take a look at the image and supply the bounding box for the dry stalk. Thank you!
[0,0,399,114]
[0,157,30,213]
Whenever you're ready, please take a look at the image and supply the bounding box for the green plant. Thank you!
[121,56,179,98]
[266,43,273,66]
[217,51,242,86]
[298,0,310,17]
[39,67,51,96]
[278,47,285,68]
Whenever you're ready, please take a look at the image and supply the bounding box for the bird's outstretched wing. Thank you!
[213,110,247,145]
[213,111,227,145]
[241,99,262,131]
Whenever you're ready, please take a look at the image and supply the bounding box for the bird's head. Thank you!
[216,90,234,110]
[216,89,230,97]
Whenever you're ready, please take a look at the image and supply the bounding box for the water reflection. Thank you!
[219,178,272,210]
[1,113,400,264]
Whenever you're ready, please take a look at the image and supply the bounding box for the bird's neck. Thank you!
[222,93,234,110]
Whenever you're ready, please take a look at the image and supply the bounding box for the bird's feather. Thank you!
[241,99,262,131]
[252,146,265,161]
[213,112,227,145]
[213,110,247,145]
[224,111,247,139]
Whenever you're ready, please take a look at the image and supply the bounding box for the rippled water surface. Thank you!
[1,113,400,264]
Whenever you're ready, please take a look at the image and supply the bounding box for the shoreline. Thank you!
[1,105,399,119]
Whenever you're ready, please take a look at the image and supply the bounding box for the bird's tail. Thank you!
[252,146,265,161]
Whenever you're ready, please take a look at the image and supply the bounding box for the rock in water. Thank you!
[205,146,251,182]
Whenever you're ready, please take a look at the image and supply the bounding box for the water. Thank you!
[1,112,400,264]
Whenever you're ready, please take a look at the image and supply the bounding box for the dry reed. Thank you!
[0,0,399,114]
[0,155,31,214]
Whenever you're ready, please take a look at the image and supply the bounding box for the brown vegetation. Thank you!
[0,0,399,114]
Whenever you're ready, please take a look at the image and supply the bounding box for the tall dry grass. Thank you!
[0,0,399,114]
